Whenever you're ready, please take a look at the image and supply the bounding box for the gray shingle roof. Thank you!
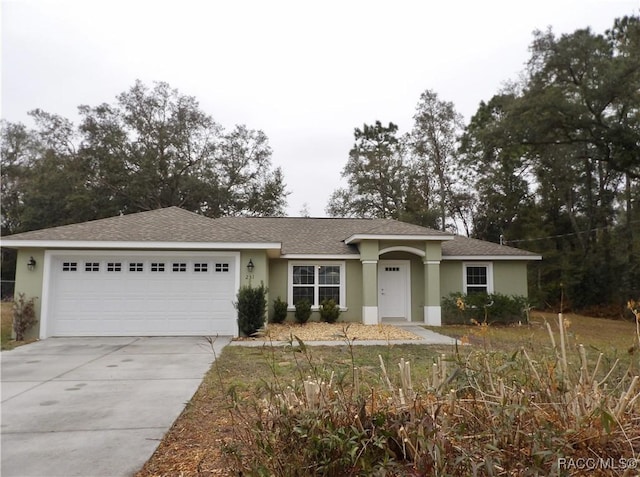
[442,235,539,258]
[1,207,272,244]
[2,207,540,258]
[214,216,451,255]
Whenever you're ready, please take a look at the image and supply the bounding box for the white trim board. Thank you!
[1,240,282,250]
[345,234,454,244]
[281,254,360,260]
[443,255,542,261]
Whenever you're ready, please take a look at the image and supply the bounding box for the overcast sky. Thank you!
[2,0,638,217]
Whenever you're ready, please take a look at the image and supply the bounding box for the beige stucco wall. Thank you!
[410,257,424,322]
[268,258,288,319]
[440,261,463,297]
[344,260,363,321]
[493,261,529,296]
[239,250,269,288]
[440,260,530,298]
[267,258,363,323]
[13,249,45,339]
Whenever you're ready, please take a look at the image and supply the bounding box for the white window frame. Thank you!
[62,262,78,272]
[194,262,209,273]
[107,262,122,272]
[215,263,230,273]
[84,262,100,272]
[172,262,187,272]
[463,262,494,295]
[287,261,346,310]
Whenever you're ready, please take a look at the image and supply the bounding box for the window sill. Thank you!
[287,306,349,312]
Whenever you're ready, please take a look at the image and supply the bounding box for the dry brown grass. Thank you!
[1,300,37,350]
[431,311,638,358]
[135,313,640,476]
[135,344,447,476]
[1,301,14,350]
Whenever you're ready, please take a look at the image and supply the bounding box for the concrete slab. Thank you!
[402,326,460,345]
[2,428,166,477]
[2,378,206,432]
[1,381,41,401]
[4,337,139,355]
[1,353,109,382]
[109,336,221,355]
[1,336,231,477]
[59,353,214,380]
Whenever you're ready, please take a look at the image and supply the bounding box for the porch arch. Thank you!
[361,241,442,326]
[378,246,425,258]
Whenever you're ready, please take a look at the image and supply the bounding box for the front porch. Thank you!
[356,239,445,327]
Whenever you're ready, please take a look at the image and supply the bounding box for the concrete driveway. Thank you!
[1,336,231,477]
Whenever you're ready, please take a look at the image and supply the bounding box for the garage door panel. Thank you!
[48,254,238,336]
[123,317,170,334]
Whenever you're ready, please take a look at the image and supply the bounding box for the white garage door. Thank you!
[45,252,238,336]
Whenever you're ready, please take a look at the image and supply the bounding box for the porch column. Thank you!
[423,242,442,326]
[360,240,379,325]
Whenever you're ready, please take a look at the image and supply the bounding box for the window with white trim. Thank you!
[107,262,122,272]
[129,262,144,272]
[172,262,187,272]
[215,263,229,273]
[62,262,77,272]
[463,263,493,295]
[150,262,165,272]
[85,262,100,272]
[289,262,345,307]
[194,263,208,272]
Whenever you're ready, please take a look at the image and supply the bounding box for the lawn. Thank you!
[430,311,638,357]
[135,312,640,476]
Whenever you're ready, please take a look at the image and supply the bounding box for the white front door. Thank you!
[378,260,410,321]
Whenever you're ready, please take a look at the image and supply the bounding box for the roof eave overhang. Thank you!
[0,240,283,251]
[280,254,361,260]
[443,255,543,261]
[344,234,454,245]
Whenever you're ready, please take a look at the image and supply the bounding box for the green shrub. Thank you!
[12,293,37,341]
[271,296,288,324]
[319,298,340,323]
[235,283,267,336]
[294,299,312,324]
[442,292,530,325]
